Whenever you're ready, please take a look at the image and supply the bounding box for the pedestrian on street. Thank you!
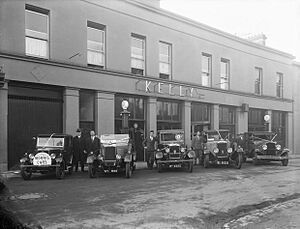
[72,128,86,172]
[85,130,101,171]
[191,131,205,165]
[129,123,144,161]
[142,130,157,169]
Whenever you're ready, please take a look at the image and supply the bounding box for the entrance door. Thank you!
[8,84,62,169]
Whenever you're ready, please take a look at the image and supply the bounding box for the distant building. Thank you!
[0,0,296,170]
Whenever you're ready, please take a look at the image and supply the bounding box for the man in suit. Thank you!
[191,131,205,165]
[143,130,157,169]
[85,130,101,167]
[129,123,144,161]
[72,128,86,172]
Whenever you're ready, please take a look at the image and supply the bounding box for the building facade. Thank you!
[0,0,296,170]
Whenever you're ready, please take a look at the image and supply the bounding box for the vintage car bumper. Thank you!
[156,159,194,164]
[20,164,60,169]
[256,155,288,160]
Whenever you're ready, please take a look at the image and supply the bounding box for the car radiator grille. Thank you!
[104,147,116,160]
[217,143,227,155]
[266,142,276,155]
[169,146,181,159]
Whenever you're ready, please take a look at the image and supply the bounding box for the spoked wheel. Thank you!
[21,167,32,180]
[204,154,210,168]
[235,153,243,169]
[187,162,193,173]
[125,163,132,178]
[88,163,97,178]
[282,159,289,166]
[56,161,65,179]
[157,163,162,173]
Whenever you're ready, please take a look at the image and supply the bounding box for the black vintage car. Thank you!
[155,129,195,173]
[203,130,243,169]
[19,134,73,180]
[237,131,289,166]
[87,134,135,178]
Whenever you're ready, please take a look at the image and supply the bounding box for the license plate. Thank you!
[217,161,228,165]
[33,153,51,166]
[170,164,181,168]
[262,155,280,160]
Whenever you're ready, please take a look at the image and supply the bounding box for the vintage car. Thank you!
[19,134,73,180]
[87,134,135,178]
[236,131,289,166]
[203,130,243,169]
[155,129,195,173]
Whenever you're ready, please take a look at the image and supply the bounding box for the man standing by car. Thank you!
[129,123,144,161]
[191,131,205,165]
[73,128,85,172]
[85,130,101,171]
[143,130,157,169]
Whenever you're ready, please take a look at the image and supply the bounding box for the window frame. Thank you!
[25,6,49,59]
[254,67,263,95]
[159,41,172,80]
[131,34,146,76]
[201,53,212,87]
[220,58,230,90]
[276,72,283,98]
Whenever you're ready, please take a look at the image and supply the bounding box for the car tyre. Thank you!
[56,161,65,179]
[235,153,243,169]
[204,154,210,168]
[282,159,288,166]
[21,167,32,180]
[125,163,132,178]
[88,163,97,178]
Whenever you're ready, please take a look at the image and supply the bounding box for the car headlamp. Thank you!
[165,148,170,153]
[213,148,219,154]
[276,144,281,150]
[20,158,26,163]
[156,152,163,159]
[188,151,196,158]
[262,145,267,151]
[227,148,233,153]
[180,148,185,153]
[116,154,121,160]
[29,153,35,159]
[50,153,56,159]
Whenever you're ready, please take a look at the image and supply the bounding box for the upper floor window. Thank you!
[276,72,283,98]
[201,53,211,87]
[220,59,230,90]
[131,35,145,76]
[25,5,49,59]
[255,67,263,95]
[87,21,105,68]
[159,42,171,80]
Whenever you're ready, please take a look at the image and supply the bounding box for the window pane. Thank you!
[87,40,104,51]
[87,27,104,43]
[131,47,144,59]
[221,61,227,77]
[202,55,209,72]
[201,73,209,86]
[26,37,48,57]
[159,43,169,56]
[160,62,170,74]
[132,37,144,49]
[87,50,104,65]
[131,58,144,69]
[26,10,47,33]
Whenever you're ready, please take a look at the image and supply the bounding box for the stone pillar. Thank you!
[211,104,219,130]
[182,101,191,147]
[236,107,248,134]
[95,92,115,135]
[146,97,157,135]
[287,112,294,153]
[0,82,8,171]
[63,88,79,136]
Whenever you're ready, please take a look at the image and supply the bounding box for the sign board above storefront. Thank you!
[135,79,204,99]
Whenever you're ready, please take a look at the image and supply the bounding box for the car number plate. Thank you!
[263,155,280,160]
[33,153,51,166]
[170,164,181,168]
[217,161,228,165]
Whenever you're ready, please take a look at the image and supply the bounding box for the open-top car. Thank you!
[87,134,135,178]
[236,131,289,166]
[20,134,73,180]
[203,130,243,169]
[155,129,195,173]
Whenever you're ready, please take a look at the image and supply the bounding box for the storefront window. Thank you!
[157,100,182,130]
[272,111,286,147]
[79,90,95,135]
[191,103,210,137]
[248,108,267,131]
[219,105,236,137]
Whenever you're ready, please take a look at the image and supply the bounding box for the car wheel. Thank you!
[88,163,97,178]
[21,167,32,180]
[56,161,65,179]
[204,154,210,168]
[282,159,288,166]
[125,163,132,178]
[187,162,193,173]
[157,163,162,173]
[235,153,243,169]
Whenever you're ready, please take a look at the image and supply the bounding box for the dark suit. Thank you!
[129,128,144,161]
[86,136,101,155]
[143,136,157,161]
[73,136,86,171]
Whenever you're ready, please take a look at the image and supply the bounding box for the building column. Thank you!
[211,104,219,130]
[0,82,8,171]
[95,92,115,136]
[267,110,272,132]
[63,88,79,136]
[146,97,157,136]
[182,101,191,147]
[236,107,248,134]
[287,112,294,153]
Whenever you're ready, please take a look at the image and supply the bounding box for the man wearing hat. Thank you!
[73,128,86,172]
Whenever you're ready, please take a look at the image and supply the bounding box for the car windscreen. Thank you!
[252,134,273,141]
[207,131,228,140]
[37,137,64,148]
[161,133,182,142]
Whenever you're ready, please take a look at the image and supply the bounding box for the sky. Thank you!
[160,0,300,61]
